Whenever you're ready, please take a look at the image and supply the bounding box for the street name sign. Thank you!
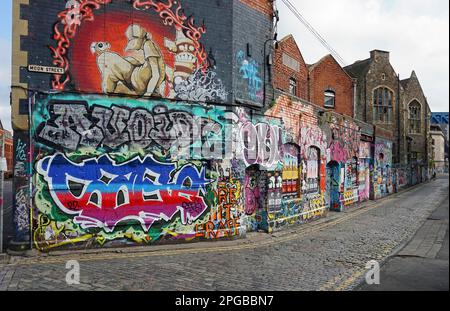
[28,65,65,74]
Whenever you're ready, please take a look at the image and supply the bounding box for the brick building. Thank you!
[400,71,432,180]
[9,0,433,253]
[11,0,277,251]
[272,34,309,100]
[308,54,355,117]
[344,50,431,173]
[431,112,449,171]
[344,50,400,162]
[430,125,447,173]
[0,122,13,179]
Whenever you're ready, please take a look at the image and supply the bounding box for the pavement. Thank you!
[358,179,449,291]
[0,175,448,291]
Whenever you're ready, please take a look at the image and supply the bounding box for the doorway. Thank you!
[326,161,341,212]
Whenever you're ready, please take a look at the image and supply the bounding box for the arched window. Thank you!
[373,87,393,123]
[409,101,422,134]
[324,90,336,108]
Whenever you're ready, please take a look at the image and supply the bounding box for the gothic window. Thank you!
[373,87,393,123]
[409,101,422,134]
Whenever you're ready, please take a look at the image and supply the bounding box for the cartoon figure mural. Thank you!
[50,0,227,102]
[91,25,166,97]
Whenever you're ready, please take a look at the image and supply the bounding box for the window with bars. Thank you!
[373,87,393,123]
[409,101,422,134]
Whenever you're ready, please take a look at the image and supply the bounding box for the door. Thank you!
[326,161,341,212]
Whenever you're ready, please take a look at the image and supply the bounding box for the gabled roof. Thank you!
[400,71,418,90]
[344,58,371,79]
[400,78,410,89]
[308,54,355,81]
[278,34,307,67]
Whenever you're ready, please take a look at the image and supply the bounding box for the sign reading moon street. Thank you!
[27,65,65,74]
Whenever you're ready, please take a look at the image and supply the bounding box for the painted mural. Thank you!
[28,88,399,251]
[13,132,32,243]
[358,141,371,202]
[265,97,329,232]
[322,113,360,210]
[50,0,227,102]
[373,138,393,200]
[12,1,426,253]
[31,92,286,250]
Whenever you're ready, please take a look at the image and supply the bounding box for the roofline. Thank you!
[309,54,356,82]
[277,34,307,69]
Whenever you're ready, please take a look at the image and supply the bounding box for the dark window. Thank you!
[324,90,336,108]
[373,87,393,123]
[19,99,29,115]
[289,78,297,96]
[409,101,422,134]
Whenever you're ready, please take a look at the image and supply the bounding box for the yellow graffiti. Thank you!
[34,214,94,251]
[343,190,358,206]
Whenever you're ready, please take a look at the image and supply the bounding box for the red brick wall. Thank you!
[308,55,354,117]
[238,0,273,17]
[0,130,13,177]
[273,35,309,100]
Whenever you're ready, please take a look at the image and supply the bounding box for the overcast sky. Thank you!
[0,0,448,131]
[277,0,449,113]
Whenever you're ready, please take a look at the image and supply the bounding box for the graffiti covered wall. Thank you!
[323,113,360,210]
[21,0,234,103]
[264,94,329,232]
[358,141,372,202]
[13,131,32,245]
[31,92,288,250]
[372,138,393,200]
[32,93,222,250]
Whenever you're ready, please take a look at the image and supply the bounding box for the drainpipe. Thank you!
[307,73,311,102]
[263,38,275,108]
[353,79,357,119]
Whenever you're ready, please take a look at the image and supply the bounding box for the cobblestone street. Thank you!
[0,176,448,291]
